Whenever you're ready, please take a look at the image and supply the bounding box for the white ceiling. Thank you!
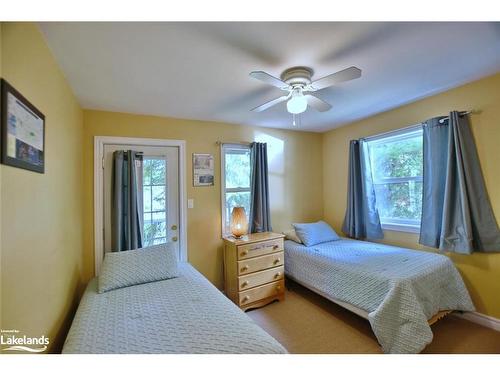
[39,22,500,132]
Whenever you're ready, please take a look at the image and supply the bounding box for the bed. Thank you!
[63,262,287,354]
[284,238,475,354]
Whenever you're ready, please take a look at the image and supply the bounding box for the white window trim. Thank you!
[366,125,423,234]
[220,143,251,237]
[94,136,187,276]
[364,124,422,143]
[381,223,421,234]
[381,218,421,233]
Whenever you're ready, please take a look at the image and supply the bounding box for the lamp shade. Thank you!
[231,207,248,238]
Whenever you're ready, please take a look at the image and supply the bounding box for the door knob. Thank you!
[172,236,178,242]
[171,225,177,230]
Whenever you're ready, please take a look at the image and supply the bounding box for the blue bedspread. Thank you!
[63,263,287,353]
[284,239,474,353]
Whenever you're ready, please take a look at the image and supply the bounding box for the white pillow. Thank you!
[283,229,303,244]
[98,243,179,293]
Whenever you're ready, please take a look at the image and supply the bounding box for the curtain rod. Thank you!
[438,110,475,124]
[361,110,477,142]
[215,141,251,146]
[361,123,422,142]
[119,151,143,156]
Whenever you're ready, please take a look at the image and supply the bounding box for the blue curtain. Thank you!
[249,142,272,233]
[112,150,144,251]
[342,139,384,240]
[419,111,500,253]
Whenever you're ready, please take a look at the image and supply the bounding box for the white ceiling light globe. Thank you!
[287,89,307,114]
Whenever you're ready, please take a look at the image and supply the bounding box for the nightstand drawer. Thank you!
[237,238,283,260]
[237,251,283,275]
[239,279,284,306]
[238,266,284,291]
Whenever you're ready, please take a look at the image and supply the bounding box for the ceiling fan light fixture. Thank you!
[286,88,307,114]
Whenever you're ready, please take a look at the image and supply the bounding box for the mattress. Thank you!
[63,263,287,354]
[284,238,474,354]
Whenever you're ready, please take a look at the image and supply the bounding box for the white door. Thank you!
[103,144,180,256]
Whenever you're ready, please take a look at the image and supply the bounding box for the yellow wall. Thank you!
[0,22,3,333]
[0,23,84,352]
[323,73,500,319]
[82,110,324,289]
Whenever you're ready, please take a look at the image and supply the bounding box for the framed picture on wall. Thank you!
[193,153,214,186]
[0,79,45,173]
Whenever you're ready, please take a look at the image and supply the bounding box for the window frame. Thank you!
[365,125,423,233]
[220,143,251,237]
[142,156,168,246]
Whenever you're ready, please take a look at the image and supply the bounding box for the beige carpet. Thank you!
[247,279,500,354]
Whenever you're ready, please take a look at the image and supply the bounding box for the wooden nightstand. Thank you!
[223,232,285,311]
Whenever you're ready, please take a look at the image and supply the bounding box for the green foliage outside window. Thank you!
[225,152,251,188]
[369,133,423,222]
[224,149,251,228]
[143,158,167,246]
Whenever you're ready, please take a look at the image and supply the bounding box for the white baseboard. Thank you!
[454,311,500,331]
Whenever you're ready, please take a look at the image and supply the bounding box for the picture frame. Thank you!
[193,153,214,186]
[1,79,45,173]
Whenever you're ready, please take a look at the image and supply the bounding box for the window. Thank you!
[365,126,423,232]
[142,157,167,246]
[221,144,251,235]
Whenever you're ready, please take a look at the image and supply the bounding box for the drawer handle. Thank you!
[274,272,281,278]
[276,285,282,291]
[242,295,250,302]
[273,258,281,264]
[273,244,279,250]
[241,281,249,287]
[241,250,249,256]
[241,265,249,272]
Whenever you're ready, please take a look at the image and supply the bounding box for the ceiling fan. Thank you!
[249,66,362,115]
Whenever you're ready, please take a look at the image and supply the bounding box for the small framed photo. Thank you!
[1,79,45,173]
[193,153,214,186]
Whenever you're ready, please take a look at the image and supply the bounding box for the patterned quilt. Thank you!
[284,239,474,353]
[63,263,287,354]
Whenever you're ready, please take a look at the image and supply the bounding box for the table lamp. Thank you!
[231,206,248,239]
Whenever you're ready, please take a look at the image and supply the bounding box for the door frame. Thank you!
[94,136,188,276]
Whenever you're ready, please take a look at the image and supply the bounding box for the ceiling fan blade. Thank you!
[251,95,288,112]
[310,66,362,91]
[305,94,332,112]
[249,71,288,90]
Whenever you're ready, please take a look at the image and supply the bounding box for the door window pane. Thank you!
[150,159,166,185]
[143,186,152,212]
[143,158,168,246]
[151,186,166,211]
